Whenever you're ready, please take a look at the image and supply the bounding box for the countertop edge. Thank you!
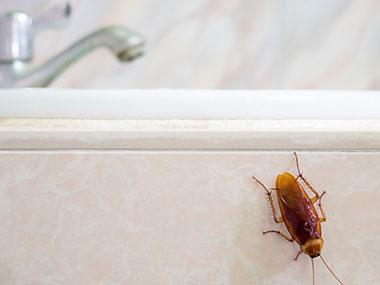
[0,119,379,151]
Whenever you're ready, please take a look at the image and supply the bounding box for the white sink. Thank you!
[1,89,380,151]
[1,89,380,119]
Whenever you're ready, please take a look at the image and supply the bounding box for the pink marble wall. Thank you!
[2,0,380,89]
[0,151,378,284]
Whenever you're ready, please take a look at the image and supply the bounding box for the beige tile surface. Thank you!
[0,151,378,284]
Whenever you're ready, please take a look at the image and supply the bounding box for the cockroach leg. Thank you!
[294,153,319,196]
[262,230,294,242]
[268,192,284,224]
[318,191,327,222]
[294,250,302,261]
[310,196,318,203]
[252,176,284,224]
[301,176,327,222]
[294,152,302,176]
[300,175,323,202]
[294,153,319,197]
[293,152,327,209]
[273,215,284,223]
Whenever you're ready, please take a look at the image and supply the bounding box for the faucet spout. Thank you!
[1,26,145,87]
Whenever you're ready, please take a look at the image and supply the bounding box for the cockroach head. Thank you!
[301,238,324,258]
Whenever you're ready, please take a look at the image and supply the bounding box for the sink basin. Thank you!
[0,89,380,151]
[1,89,380,119]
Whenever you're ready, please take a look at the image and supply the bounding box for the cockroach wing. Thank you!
[276,172,321,245]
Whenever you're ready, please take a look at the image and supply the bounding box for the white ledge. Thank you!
[2,90,380,150]
[1,89,380,119]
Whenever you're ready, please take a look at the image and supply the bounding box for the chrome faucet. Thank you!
[0,1,145,88]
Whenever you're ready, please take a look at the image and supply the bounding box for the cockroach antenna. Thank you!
[320,255,345,285]
[311,258,315,285]
[254,152,346,285]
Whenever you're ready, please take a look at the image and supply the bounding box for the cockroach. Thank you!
[252,152,345,285]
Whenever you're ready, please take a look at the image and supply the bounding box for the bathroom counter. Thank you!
[1,118,380,150]
[2,89,380,150]
[0,89,379,284]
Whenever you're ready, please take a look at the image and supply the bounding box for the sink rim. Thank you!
[0,89,378,119]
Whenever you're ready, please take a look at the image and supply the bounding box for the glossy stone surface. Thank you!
[2,0,380,89]
[0,151,378,284]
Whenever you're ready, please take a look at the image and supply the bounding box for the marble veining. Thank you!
[0,151,378,284]
[2,0,380,88]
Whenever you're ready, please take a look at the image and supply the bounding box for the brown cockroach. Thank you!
[252,152,344,285]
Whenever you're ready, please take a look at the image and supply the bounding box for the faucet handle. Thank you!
[0,12,34,63]
[0,1,76,63]
[34,0,76,32]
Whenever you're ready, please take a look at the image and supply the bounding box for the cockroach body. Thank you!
[275,171,324,258]
[253,153,344,285]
